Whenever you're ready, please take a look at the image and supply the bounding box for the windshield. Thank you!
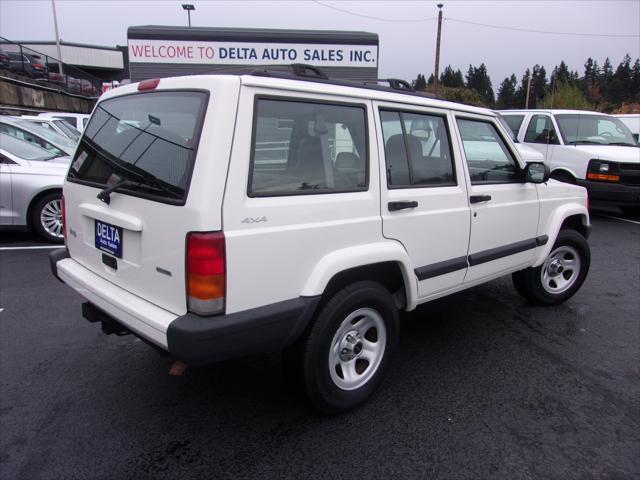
[53,119,81,141]
[0,133,56,161]
[555,114,637,147]
[67,91,208,204]
[15,120,77,149]
[496,114,518,142]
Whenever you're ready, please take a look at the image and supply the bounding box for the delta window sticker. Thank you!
[128,40,378,67]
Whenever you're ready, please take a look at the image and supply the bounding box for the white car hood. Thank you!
[569,145,640,164]
[515,143,544,162]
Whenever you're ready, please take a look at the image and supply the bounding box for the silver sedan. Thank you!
[0,133,70,242]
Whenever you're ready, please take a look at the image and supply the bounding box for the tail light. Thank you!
[186,232,226,316]
[32,63,45,70]
[61,195,67,244]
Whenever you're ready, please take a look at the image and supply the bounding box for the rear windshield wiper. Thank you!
[97,180,141,204]
[97,176,183,204]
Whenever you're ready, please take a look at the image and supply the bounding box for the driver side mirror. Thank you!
[525,162,550,183]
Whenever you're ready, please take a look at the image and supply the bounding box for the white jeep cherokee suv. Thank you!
[51,68,591,413]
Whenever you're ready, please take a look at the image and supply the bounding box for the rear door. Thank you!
[454,114,540,284]
[375,103,471,298]
[63,80,230,316]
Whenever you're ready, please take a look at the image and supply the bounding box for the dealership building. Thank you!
[127,26,379,82]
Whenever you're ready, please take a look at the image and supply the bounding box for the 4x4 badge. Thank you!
[241,216,267,224]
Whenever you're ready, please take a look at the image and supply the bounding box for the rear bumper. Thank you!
[50,253,320,365]
[577,179,640,206]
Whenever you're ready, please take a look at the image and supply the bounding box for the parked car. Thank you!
[51,71,592,413]
[0,133,69,242]
[614,114,640,143]
[499,109,640,216]
[4,51,48,78]
[0,51,10,69]
[38,112,91,132]
[19,115,81,142]
[0,116,77,156]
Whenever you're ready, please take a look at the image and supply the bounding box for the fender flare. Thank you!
[550,167,579,181]
[300,241,418,310]
[533,202,590,267]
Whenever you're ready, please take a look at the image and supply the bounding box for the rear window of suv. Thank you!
[67,91,208,204]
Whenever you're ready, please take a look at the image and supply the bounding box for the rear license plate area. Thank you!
[95,220,123,258]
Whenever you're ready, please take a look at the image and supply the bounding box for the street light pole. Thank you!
[182,4,195,27]
[434,3,444,94]
[51,0,63,76]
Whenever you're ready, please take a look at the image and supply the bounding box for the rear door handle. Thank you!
[388,201,418,211]
[470,195,492,204]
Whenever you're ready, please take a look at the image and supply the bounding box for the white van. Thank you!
[499,109,640,215]
[50,70,592,412]
[614,114,639,143]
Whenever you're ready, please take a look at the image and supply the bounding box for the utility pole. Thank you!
[525,75,532,109]
[51,0,63,76]
[434,3,444,94]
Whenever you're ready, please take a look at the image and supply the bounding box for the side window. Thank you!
[56,116,78,128]
[502,115,525,138]
[249,98,368,196]
[457,118,521,184]
[380,110,455,188]
[524,114,560,144]
[1,125,63,156]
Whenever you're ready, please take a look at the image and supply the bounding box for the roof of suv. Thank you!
[103,72,495,118]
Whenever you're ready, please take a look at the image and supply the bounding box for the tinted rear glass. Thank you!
[67,91,207,204]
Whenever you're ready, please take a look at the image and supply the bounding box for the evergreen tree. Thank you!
[414,73,427,90]
[427,73,435,85]
[530,65,548,107]
[440,65,465,88]
[515,68,531,108]
[632,58,640,96]
[496,74,518,109]
[551,61,571,87]
[466,63,495,106]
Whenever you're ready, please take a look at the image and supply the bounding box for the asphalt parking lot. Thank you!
[0,208,638,480]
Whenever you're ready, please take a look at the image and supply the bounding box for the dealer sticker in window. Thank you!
[95,220,123,258]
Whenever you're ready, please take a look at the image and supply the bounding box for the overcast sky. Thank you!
[1,0,638,86]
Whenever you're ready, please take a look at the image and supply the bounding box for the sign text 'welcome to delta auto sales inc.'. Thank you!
[128,40,378,67]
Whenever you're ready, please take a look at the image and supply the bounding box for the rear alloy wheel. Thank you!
[295,281,399,414]
[512,229,590,305]
[31,192,64,243]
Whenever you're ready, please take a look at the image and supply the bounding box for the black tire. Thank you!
[620,206,640,217]
[30,192,64,243]
[550,171,576,184]
[288,281,399,414]
[512,229,590,305]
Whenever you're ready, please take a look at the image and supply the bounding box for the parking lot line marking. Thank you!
[0,245,65,251]
[595,214,640,225]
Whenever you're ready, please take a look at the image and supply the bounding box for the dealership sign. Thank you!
[128,40,378,67]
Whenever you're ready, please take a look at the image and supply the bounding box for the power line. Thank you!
[311,1,639,37]
[311,0,437,23]
[445,17,640,38]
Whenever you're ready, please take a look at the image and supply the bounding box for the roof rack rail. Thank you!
[250,64,440,100]
[381,78,415,92]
